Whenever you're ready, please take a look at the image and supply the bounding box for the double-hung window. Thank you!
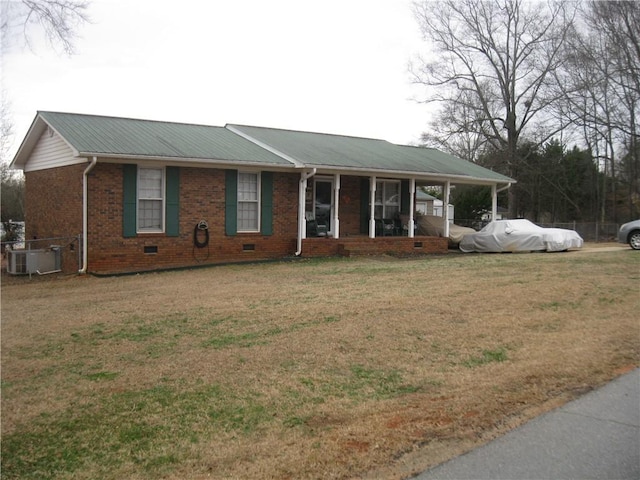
[138,167,164,232]
[237,172,260,232]
[374,180,400,218]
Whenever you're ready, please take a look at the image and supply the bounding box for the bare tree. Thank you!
[419,89,489,163]
[553,1,640,222]
[411,0,577,216]
[1,0,90,54]
[0,93,13,163]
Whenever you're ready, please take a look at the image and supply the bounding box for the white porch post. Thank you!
[491,184,498,221]
[333,174,340,238]
[300,177,308,240]
[409,178,416,238]
[369,176,377,238]
[443,180,451,238]
[295,169,316,256]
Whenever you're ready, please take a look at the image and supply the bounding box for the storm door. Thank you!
[314,178,333,234]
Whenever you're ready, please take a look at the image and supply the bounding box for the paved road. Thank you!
[414,368,640,480]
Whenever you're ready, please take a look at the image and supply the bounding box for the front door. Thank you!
[314,178,333,234]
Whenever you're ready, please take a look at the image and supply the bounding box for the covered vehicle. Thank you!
[459,219,583,253]
[618,219,640,250]
[415,215,476,245]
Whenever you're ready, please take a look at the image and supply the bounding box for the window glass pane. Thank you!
[238,203,258,231]
[371,181,401,218]
[138,199,162,229]
[238,173,258,201]
[137,168,163,231]
[139,168,162,199]
[385,182,400,205]
[237,172,259,231]
[386,205,400,218]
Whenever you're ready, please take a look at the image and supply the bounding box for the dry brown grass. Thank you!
[1,245,639,479]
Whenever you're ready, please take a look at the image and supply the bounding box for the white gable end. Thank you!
[24,128,85,172]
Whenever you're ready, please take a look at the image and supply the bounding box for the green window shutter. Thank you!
[401,180,410,215]
[165,167,180,237]
[123,164,137,237]
[225,169,238,236]
[261,172,273,236]
[360,178,370,234]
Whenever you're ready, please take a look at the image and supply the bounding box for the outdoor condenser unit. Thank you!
[6,247,62,275]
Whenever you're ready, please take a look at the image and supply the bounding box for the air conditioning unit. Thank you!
[6,247,62,275]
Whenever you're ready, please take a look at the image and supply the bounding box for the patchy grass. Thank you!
[463,347,509,368]
[1,247,638,479]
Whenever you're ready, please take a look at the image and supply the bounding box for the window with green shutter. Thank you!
[401,179,410,214]
[261,172,273,236]
[165,167,180,237]
[122,164,180,237]
[123,164,137,237]
[225,170,238,236]
[225,169,273,236]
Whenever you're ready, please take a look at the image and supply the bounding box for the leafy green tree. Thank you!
[1,162,24,223]
[450,185,492,226]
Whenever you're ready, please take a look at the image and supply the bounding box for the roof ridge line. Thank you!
[38,111,227,130]
[227,123,392,143]
[225,125,305,168]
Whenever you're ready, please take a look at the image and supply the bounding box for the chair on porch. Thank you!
[381,217,402,236]
[306,212,328,237]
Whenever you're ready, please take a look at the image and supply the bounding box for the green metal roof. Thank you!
[228,124,513,183]
[13,112,514,184]
[37,112,291,166]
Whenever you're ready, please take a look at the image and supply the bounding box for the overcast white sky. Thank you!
[2,0,435,159]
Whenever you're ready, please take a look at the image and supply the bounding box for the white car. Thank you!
[459,219,583,253]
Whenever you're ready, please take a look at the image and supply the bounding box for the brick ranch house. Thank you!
[10,111,514,275]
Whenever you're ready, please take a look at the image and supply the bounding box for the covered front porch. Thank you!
[294,170,506,257]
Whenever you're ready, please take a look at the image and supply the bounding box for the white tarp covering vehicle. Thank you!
[415,215,476,244]
[459,219,583,253]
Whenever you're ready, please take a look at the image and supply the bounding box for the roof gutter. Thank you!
[295,168,317,256]
[79,156,97,274]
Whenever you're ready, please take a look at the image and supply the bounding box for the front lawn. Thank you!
[2,248,638,479]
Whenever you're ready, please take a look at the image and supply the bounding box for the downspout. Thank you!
[79,156,97,274]
[295,168,317,256]
[496,183,512,194]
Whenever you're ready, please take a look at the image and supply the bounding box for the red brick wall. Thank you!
[24,164,446,275]
[24,164,84,273]
[302,236,448,257]
[87,164,300,274]
[25,164,84,238]
[336,175,362,236]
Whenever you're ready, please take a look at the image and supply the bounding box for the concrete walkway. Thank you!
[414,368,639,480]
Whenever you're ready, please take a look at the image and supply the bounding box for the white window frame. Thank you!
[373,180,401,218]
[237,171,261,233]
[137,166,165,233]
